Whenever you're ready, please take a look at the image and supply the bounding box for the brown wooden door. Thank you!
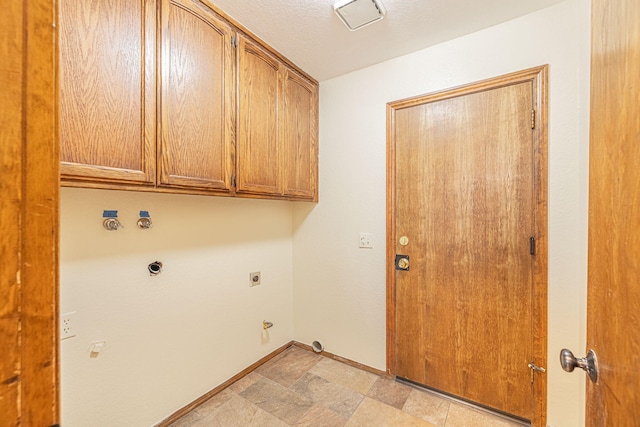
[59,0,156,185]
[388,68,548,423]
[281,68,319,200]
[236,35,282,196]
[158,0,234,191]
[585,0,640,423]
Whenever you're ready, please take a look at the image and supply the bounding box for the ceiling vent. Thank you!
[334,0,386,31]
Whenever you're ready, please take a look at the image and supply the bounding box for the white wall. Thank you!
[292,0,590,426]
[60,188,295,426]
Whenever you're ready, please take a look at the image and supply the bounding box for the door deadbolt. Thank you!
[395,255,410,271]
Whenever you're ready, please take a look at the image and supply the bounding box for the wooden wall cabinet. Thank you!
[59,0,318,201]
[59,0,157,185]
[281,68,318,200]
[237,35,319,201]
[236,36,282,196]
[158,0,234,192]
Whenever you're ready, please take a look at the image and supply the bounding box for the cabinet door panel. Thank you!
[237,36,281,195]
[59,0,156,184]
[281,69,318,200]
[159,0,234,190]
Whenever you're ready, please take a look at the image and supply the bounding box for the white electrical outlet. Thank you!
[60,311,76,340]
[249,272,261,287]
[359,233,373,248]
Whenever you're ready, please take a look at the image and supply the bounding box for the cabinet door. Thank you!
[159,0,234,191]
[281,69,318,200]
[59,0,156,185]
[237,35,282,196]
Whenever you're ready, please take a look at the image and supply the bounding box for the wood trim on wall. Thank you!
[0,1,25,422]
[22,0,60,422]
[0,0,59,425]
[530,65,549,427]
[292,342,388,378]
[386,65,548,427]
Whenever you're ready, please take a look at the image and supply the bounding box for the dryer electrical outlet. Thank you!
[249,272,261,287]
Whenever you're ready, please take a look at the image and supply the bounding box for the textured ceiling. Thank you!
[210,0,566,81]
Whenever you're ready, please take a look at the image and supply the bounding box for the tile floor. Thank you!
[169,346,528,427]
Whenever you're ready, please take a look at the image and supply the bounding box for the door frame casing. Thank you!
[0,0,59,424]
[386,65,548,426]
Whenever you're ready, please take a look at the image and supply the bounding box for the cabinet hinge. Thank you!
[529,236,536,256]
[232,175,236,187]
[231,36,237,49]
[531,109,536,129]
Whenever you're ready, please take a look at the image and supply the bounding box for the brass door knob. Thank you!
[560,348,598,383]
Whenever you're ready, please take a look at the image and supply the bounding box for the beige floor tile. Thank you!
[228,371,265,394]
[402,389,450,427]
[240,377,313,424]
[345,397,438,427]
[256,346,322,387]
[293,404,349,427]
[309,357,379,395]
[445,403,523,427]
[290,372,365,418]
[196,393,288,427]
[167,410,204,427]
[167,348,526,427]
[193,388,235,417]
[245,409,294,427]
[367,377,413,409]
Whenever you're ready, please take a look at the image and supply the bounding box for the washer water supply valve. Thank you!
[137,210,152,229]
[102,210,123,231]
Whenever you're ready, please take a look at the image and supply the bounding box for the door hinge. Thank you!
[232,175,236,187]
[531,109,536,129]
[529,236,536,256]
[231,36,237,49]
[528,361,546,383]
